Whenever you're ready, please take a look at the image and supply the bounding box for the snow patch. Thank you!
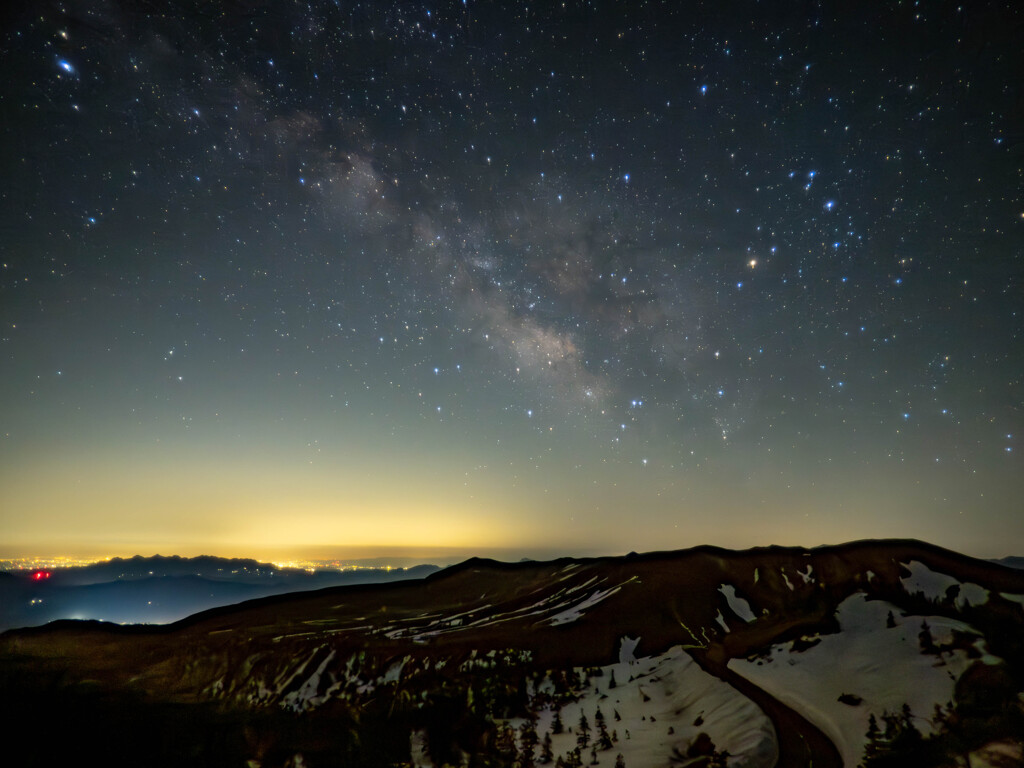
[409,729,433,768]
[719,584,756,623]
[780,570,794,591]
[547,586,622,626]
[281,649,336,712]
[618,636,640,666]
[715,610,730,633]
[383,656,410,684]
[900,561,989,608]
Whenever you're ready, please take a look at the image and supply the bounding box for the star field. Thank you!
[1,1,1021,558]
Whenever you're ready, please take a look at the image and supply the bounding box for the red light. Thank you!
[32,571,51,581]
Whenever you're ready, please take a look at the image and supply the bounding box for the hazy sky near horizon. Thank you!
[2,1,1022,559]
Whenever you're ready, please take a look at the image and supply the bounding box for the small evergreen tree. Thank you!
[520,718,539,767]
[577,712,591,750]
[552,708,564,734]
[866,713,879,740]
[539,732,554,764]
[614,755,625,768]
[919,620,936,653]
[592,706,610,748]
[886,610,896,628]
[900,703,914,730]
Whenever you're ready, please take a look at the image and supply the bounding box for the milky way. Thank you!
[1,1,1021,557]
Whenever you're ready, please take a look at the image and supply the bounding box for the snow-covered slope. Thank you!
[523,640,776,768]
[730,593,1001,767]
[900,560,990,609]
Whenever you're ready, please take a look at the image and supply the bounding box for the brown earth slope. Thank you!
[3,539,1023,767]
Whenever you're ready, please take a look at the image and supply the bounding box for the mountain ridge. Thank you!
[3,539,1023,767]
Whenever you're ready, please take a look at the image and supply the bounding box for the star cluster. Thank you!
[1,0,1021,558]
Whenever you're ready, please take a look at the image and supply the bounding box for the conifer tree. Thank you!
[520,718,539,767]
[900,703,913,729]
[539,732,554,765]
[552,708,564,734]
[866,713,879,741]
[918,620,936,653]
[577,712,591,750]
[595,707,612,750]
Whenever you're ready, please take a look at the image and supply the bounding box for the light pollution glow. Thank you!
[1,1,1021,562]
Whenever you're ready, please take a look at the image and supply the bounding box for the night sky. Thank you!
[2,1,1022,560]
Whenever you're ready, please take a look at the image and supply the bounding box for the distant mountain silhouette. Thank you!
[990,555,1024,570]
[0,554,439,631]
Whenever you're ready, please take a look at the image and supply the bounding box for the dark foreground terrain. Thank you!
[3,540,1023,767]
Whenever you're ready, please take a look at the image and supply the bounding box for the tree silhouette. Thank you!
[918,621,936,654]
[539,732,554,764]
[576,712,591,750]
[552,708,564,734]
[519,718,539,767]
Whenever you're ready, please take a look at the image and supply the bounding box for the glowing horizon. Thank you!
[2,2,1020,562]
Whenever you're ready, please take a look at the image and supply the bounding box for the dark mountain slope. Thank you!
[2,540,1022,768]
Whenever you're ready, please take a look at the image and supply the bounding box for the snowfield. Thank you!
[719,584,756,623]
[900,560,989,609]
[729,593,1002,768]
[521,639,777,768]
